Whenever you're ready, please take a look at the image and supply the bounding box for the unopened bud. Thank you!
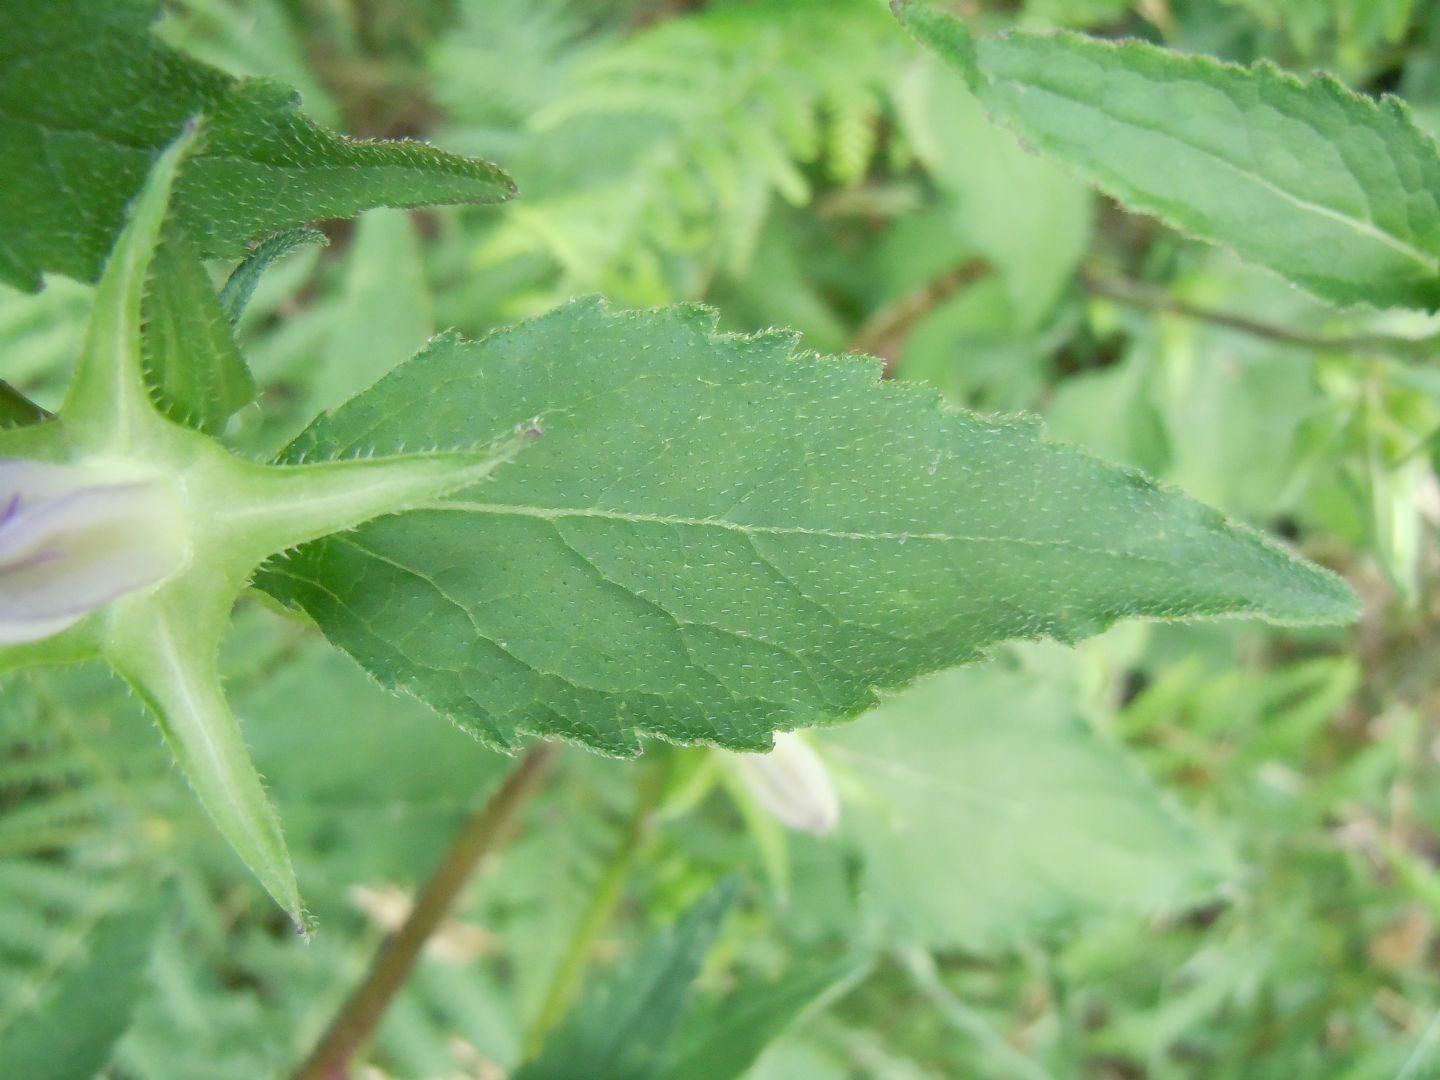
[731,730,840,835]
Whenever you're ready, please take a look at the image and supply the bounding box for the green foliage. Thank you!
[518,880,739,1080]
[895,56,1093,331]
[824,647,1225,950]
[0,883,161,1080]
[260,298,1351,754]
[897,1,1440,309]
[0,674,165,1080]
[664,957,872,1080]
[216,225,327,323]
[445,0,905,307]
[0,0,512,291]
[6,0,1440,1076]
[1218,0,1417,65]
[142,225,256,431]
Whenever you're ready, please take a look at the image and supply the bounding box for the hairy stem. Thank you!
[1082,272,1440,361]
[291,743,559,1080]
[523,759,670,1058]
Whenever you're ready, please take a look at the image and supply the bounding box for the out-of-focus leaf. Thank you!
[313,209,433,410]
[516,879,740,1080]
[896,2,1440,309]
[664,956,872,1080]
[0,885,162,1080]
[823,655,1226,950]
[896,56,1091,328]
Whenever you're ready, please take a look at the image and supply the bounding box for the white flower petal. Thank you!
[733,730,840,835]
[0,460,188,643]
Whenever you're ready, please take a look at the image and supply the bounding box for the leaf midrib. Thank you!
[427,499,1234,571]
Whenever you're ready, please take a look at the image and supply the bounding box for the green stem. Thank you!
[1035,946,1080,1079]
[895,948,1055,1080]
[291,743,558,1080]
[523,759,670,1059]
[1081,272,1440,361]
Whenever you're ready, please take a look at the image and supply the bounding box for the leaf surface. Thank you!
[258,300,1354,753]
[141,226,256,432]
[0,0,513,292]
[824,653,1224,949]
[895,2,1440,309]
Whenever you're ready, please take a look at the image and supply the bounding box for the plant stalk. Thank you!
[1081,271,1440,361]
[291,743,559,1080]
[850,257,992,365]
[522,758,670,1058]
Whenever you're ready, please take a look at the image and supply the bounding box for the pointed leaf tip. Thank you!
[107,602,304,926]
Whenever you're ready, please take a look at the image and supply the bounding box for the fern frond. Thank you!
[458,0,907,307]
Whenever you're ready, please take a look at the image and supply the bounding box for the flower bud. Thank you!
[0,459,188,644]
[732,730,840,835]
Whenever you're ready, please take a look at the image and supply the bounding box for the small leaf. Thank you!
[894,1,1440,310]
[517,880,740,1080]
[823,656,1226,950]
[217,226,327,324]
[259,299,1356,756]
[142,226,257,432]
[663,956,871,1080]
[0,885,162,1080]
[0,0,514,292]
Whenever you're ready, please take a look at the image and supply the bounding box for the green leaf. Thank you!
[663,956,872,1080]
[0,0,514,292]
[217,226,327,324]
[823,654,1226,950]
[313,209,433,411]
[258,299,1355,755]
[894,2,1440,310]
[516,880,739,1080]
[0,382,51,429]
[896,55,1091,329]
[0,885,162,1080]
[142,226,257,432]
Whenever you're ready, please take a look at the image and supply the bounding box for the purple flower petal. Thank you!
[0,459,188,644]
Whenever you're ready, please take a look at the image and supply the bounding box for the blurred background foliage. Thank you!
[5,0,1440,1076]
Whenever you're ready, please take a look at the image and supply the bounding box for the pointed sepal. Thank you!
[106,589,305,928]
